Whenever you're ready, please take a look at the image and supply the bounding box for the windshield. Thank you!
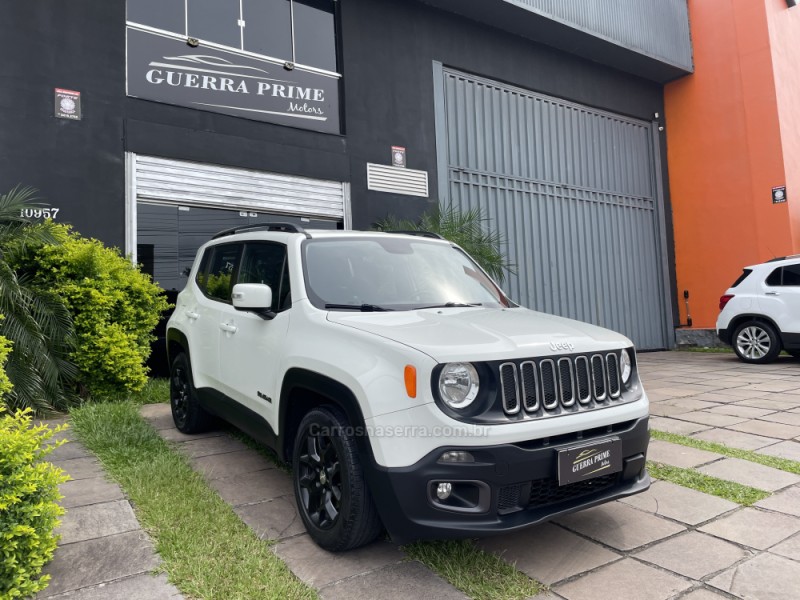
[303,237,512,311]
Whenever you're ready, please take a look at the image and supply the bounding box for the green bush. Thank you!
[0,409,67,599]
[0,325,12,401]
[10,224,170,398]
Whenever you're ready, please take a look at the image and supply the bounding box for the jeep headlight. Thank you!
[438,363,480,409]
[620,349,632,385]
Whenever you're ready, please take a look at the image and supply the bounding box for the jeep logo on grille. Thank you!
[550,341,575,352]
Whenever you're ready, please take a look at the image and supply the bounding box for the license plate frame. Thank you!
[557,438,622,486]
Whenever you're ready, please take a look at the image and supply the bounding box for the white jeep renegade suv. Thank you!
[166,223,650,551]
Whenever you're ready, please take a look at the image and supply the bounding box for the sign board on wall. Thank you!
[391,146,407,168]
[773,186,787,204]
[126,27,340,134]
[54,88,81,120]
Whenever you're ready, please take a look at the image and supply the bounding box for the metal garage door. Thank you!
[435,67,672,349]
[132,155,347,221]
[126,154,347,292]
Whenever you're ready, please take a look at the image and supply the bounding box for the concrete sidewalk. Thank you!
[35,423,182,599]
[38,351,800,599]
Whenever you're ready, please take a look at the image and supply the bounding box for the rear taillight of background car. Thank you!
[719,294,734,310]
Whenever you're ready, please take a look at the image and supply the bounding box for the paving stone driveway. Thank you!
[42,351,800,599]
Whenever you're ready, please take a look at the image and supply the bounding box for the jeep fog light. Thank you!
[621,349,632,384]
[439,363,479,409]
[436,482,453,500]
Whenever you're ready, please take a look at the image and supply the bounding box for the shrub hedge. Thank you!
[10,225,170,398]
[0,338,67,598]
[0,326,11,400]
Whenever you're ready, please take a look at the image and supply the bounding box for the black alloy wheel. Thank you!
[169,353,214,433]
[171,365,190,430]
[297,426,342,530]
[292,407,382,551]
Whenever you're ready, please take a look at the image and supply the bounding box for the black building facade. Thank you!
[0,0,692,350]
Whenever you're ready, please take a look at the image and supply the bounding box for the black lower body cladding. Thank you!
[364,417,650,544]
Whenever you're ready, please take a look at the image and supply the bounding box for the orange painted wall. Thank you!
[664,0,792,330]
[766,0,800,250]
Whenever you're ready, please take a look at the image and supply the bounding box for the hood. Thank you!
[326,306,632,363]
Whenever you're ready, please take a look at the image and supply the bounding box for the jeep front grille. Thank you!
[499,353,625,417]
[499,362,520,414]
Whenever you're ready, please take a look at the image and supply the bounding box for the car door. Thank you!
[188,242,243,390]
[760,263,800,335]
[217,241,292,430]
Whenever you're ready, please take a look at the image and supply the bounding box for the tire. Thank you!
[732,320,781,364]
[292,406,382,551]
[170,353,215,433]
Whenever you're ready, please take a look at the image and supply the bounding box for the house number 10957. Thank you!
[20,208,60,219]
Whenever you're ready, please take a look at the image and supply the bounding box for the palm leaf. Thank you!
[0,186,78,414]
[374,204,515,283]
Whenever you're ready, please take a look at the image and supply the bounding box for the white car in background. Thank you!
[717,255,800,363]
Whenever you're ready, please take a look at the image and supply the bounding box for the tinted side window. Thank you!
[238,243,289,311]
[198,244,243,302]
[731,269,752,288]
[193,248,211,290]
[783,264,800,286]
[766,268,782,287]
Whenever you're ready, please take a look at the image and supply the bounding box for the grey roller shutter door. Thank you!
[438,68,671,349]
[134,155,345,220]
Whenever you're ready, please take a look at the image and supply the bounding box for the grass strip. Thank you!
[70,401,316,600]
[403,539,544,600]
[651,429,800,475]
[647,461,770,505]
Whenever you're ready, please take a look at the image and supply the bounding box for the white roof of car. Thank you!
[747,255,800,270]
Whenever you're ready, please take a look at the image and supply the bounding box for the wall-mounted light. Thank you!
[187,37,200,48]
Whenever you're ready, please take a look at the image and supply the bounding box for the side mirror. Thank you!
[232,283,275,320]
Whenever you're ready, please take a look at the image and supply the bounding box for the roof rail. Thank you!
[212,222,310,240]
[766,254,800,262]
[386,230,444,240]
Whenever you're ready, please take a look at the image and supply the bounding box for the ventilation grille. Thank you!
[366,163,429,197]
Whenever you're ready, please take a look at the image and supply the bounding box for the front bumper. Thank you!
[364,416,650,543]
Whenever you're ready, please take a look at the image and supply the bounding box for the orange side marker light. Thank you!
[404,365,417,399]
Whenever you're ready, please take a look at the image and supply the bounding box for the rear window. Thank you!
[730,269,752,288]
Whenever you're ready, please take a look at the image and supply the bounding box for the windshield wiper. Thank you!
[324,303,394,312]
[416,302,483,309]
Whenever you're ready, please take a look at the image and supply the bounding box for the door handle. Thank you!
[219,322,238,333]
[186,310,200,320]
[765,291,779,296]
